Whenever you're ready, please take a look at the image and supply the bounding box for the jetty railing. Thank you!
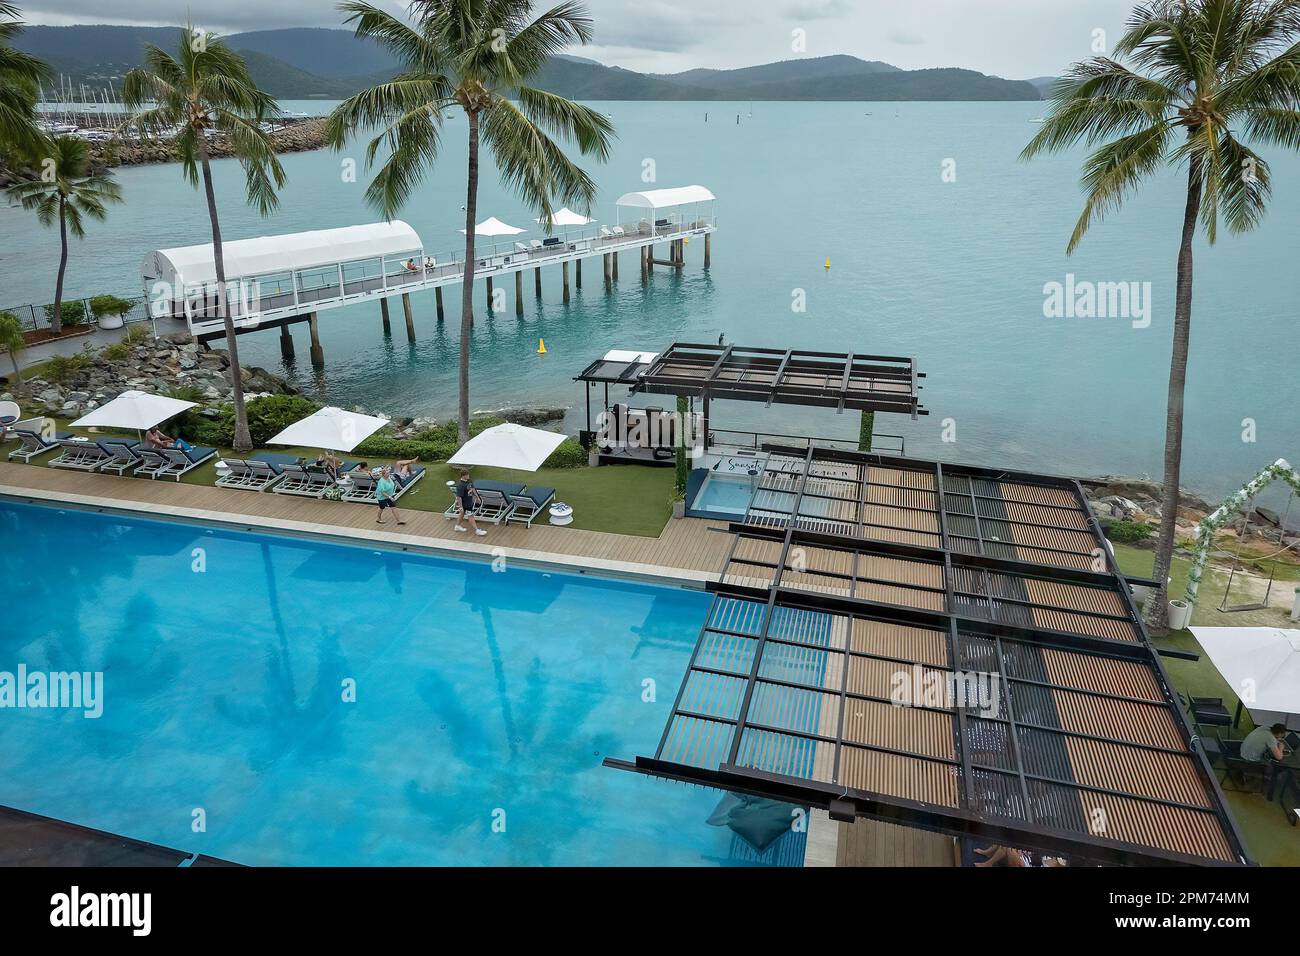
[709,427,906,457]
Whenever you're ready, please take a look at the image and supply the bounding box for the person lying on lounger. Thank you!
[392,457,418,481]
[144,426,192,452]
[317,451,343,479]
[974,845,1033,867]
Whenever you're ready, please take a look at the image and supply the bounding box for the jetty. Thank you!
[140,186,717,364]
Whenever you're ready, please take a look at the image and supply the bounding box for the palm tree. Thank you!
[1022,0,1300,630]
[121,27,286,452]
[7,136,122,337]
[0,310,25,391]
[327,0,614,442]
[0,3,49,161]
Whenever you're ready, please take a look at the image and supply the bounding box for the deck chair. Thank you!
[7,429,73,462]
[97,439,145,476]
[529,239,543,251]
[505,486,556,527]
[272,463,335,497]
[443,480,525,519]
[215,459,256,488]
[610,226,625,238]
[471,488,513,524]
[599,226,613,239]
[49,439,112,471]
[136,445,216,481]
[514,241,529,254]
[342,470,379,503]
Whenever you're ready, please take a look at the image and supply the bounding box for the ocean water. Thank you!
[0,100,1296,498]
[0,501,805,866]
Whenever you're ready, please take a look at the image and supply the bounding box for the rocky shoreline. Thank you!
[0,118,328,187]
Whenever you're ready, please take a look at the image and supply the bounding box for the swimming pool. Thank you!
[688,454,767,520]
[0,500,803,866]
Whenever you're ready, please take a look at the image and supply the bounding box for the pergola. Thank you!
[606,445,1249,866]
[574,343,926,452]
[615,185,716,234]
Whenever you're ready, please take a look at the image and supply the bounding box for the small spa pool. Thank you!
[688,453,768,520]
[0,500,804,866]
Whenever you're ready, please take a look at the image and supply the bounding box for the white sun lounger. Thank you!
[7,429,73,462]
[49,439,113,471]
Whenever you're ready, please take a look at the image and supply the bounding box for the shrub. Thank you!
[42,351,90,384]
[123,323,152,344]
[1104,519,1154,544]
[353,435,454,462]
[101,342,130,361]
[88,295,133,321]
[244,394,320,446]
[542,438,586,469]
[42,300,86,327]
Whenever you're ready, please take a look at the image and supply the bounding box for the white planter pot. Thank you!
[97,313,125,330]
[672,500,686,519]
[1167,599,1192,631]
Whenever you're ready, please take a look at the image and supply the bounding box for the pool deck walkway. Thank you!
[0,462,734,585]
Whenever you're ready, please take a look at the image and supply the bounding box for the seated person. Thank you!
[404,257,419,273]
[973,845,1033,868]
[144,426,192,452]
[1241,722,1287,762]
[391,457,418,482]
[317,451,343,480]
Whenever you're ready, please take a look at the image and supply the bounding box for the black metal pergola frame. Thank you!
[605,445,1251,867]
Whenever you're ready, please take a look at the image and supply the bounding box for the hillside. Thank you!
[17,25,1042,102]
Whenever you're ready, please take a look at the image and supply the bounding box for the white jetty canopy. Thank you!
[144,221,423,289]
[615,185,716,233]
[142,221,426,336]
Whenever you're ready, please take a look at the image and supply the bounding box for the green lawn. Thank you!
[24,422,676,537]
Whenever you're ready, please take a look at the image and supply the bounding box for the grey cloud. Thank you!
[782,0,849,20]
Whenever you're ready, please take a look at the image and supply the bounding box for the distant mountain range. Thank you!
[17,25,1042,102]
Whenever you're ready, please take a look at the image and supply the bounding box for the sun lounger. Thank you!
[443,479,525,520]
[214,458,256,488]
[343,466,425,503]
[7,429,73,462]
[97,439,145,475]
[505,486,556,527]
[514,241,529,253]
[272,463,338,498]
[49,438,113,471]
[219,452,296,492]
[599,226,613,239]
[135,445,216,481]
[542,236,561,247]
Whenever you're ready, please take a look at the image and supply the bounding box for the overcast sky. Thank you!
[18,0,1145,78]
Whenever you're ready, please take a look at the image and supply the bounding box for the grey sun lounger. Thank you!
[135,445,217,481]
[505,486,556,527]
[97,439,146,476]
[216,453,296,492]
[272,463,337,498]
[8,430,74,463]
[443,480,525,520]
[49,438,114,471]
[344,467,425,504]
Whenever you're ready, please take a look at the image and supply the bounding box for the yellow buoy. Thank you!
[537,338,547,354]
[824,257,831,270]
[683,237,689,245]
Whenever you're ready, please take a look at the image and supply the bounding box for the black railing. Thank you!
[1,293,152,333]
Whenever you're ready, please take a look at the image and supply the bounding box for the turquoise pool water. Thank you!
[0,501,804,866]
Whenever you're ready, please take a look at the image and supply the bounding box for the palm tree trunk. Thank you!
[1144,154,1203,633]
[458,110,480,445]
[52,197,68,337]
[198,140,253,452]
[9,353,22,391]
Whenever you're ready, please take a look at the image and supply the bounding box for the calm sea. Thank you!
[1,100,1295,498]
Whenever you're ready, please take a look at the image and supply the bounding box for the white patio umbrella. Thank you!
[459,216,526,236]
[1190,627,1300,730]
[448,423,566,472]
[460,216,527,259]
[266,406,390,453]
[71,389,197,434]
[534,206,595,239]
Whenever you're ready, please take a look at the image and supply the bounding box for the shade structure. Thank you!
[447,423,566,472]
[460,216,525,237]
[1190,627,1300,730]
[70,390,197,430]
[615,185,716,208]
[535,207,595,229]
[266,406,390,452]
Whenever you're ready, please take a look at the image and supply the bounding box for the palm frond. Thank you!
[1068,123,1174,252]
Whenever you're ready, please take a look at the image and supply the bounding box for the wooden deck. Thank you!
[836,818,958,867]
[0,462,733,583]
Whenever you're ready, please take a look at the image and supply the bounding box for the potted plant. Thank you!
[89,294,133,331]
[671,489,686,520]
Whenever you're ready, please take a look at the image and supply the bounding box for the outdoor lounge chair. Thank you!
[272,463,338,498]
[343,466,425,504]
[514,241,529,254]
[505,486,556,527]
[443,479,524,520]
[135,445,217,481]
[97,439,146,476]
[610,226,625,238]
[542,236,561,247]
[529,239,543,251]
[599,226,613,239]
[214,458,257,488]
[6,429,73,462]
[227,454,298,492]
[49,439,113,471]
